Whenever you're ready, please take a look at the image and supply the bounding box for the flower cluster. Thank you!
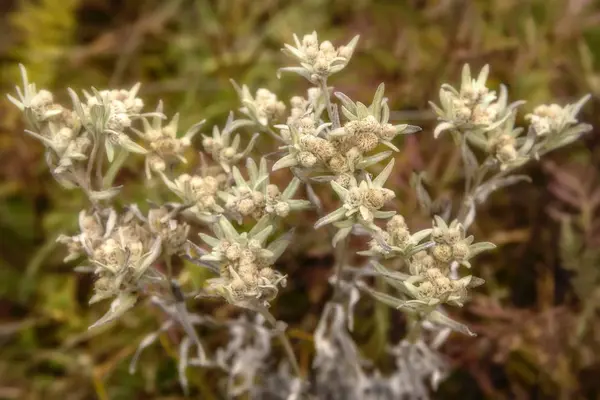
[431,64,591,171]
[201,114,258,173]
[233,83,286,127]
[272,121,335,171]
[273,83,420,186]
[430,64,513,138]
[526,100,588,137]
[331,84,421,152]
[133,102,204,178]
[161,172,225,222]
[57,208,116,263]
[146,206,190,255]
[358,215,431,259]
[360,215,494,337]
[199,216,290,306]
[58,207,166,328]
[280,31,359,82]
[315,159,396,245]
[220,158,311,221]
[400,217,493,307]
[286,88,323,130]
[8,66,92,183]
[74,84,149,161]
[7,65,164,200]
[523,95,592,156]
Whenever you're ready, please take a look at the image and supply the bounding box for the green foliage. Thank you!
[8,0,80,86]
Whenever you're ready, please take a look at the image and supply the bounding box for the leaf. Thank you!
[427,310,475,336]
[332,226,352,247]
[468,242,496,258]
[314,207,346,229]
[334,91,356,114]
[357,151,393,169]
[360,283,407,309]
[434,122,455,138]
[89,186,122,201]
[411,172,432,213]
[88,293,137,330]
[474,175,532,203]
[370,83,385,121]
[460,139,479,183]
[272,154,298,171]
[372,158,394,188]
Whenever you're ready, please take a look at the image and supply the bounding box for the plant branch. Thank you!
[320,78,335,125]
[254,304,302,378]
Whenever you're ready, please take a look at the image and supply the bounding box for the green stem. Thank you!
[95,144,105,190]
[86,137,100,187]
[102,149,128,188]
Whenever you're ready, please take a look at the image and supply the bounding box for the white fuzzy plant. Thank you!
[8,31,591,399]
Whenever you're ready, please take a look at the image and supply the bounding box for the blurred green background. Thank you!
[1,0,600,398]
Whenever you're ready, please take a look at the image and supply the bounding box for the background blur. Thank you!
[1,0,600,399]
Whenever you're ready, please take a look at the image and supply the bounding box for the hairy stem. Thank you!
[332,234,351,295]
[95,144,105,189]
[86,137,100,190]
[263,125,286,143]
[103,149,128,188]
[320,78,335,125]
[255,304,302,378]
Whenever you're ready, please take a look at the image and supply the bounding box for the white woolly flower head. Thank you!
[331,83,421,152]
[201,113,258,173]
[161,172,225,223]
[220,158,311,221]
[272,121,333,172]
[524,95,592,155]
[314,158,397,246]
[279,32,360,82]
[68,84,152,162]
[232,82,286,126]
[430,64,522,139]
[147,206,190,255]
[358,214,432,259]
[133,101,204,179]
[198,216,292,307]
[79,211,163,329]
[7,64,63,124]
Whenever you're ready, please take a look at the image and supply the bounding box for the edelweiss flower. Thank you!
[430,64,520,138]
[524,95,592,156]
[427,216,495,269]
[161,173,224,223]
[330,83,421,152]
[68,86,150,161]
[232,83,286,126]
[272,122,334,171]
[358,215,432,259]
[220,158,311,221]
[280,32,359,82]
[146,206,190,255]
[85,217,162,329]
[315,158,397,245]
[57,208,117,262]
[7,64,63,125]
[133,101,204,178]
[198,216,291,307]
[201,113,258,173]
